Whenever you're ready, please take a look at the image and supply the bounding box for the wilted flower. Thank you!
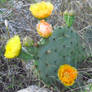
[29,1,53,19]
[4,35,21,59]
[58,64,78,86]
[36,20,52,38]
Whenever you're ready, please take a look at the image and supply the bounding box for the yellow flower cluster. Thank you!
[37,20,52,38]
[4,35,21,59]
[29,1,53,19]
[58,64,78,86]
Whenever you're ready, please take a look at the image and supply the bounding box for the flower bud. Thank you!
[64,10,68,16]
[33,42,39,47]
[64,9,75,27]
[69,10,75,16]
[23,36,34,47]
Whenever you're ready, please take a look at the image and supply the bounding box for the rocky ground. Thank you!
[0,0,92,92]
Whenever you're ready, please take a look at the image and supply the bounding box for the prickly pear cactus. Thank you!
[64,10,75,27]
[37,26,88,85]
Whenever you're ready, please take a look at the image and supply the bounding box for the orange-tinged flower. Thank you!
[37,20,53,38]
[58,64,78,86]
[29,1,53,19]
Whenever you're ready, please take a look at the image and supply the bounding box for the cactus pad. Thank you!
[37,26,88,85]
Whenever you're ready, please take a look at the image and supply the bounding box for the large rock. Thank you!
[17,85,52,92]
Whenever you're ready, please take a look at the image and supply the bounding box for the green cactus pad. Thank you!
[37,26,88,85]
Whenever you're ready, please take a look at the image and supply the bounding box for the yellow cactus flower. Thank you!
[29,1,54,19]
[58,64,78,86]
[4,35,21,59]
[37,20,52,38]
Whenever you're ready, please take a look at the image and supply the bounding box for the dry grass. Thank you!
[0,0,92,92]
